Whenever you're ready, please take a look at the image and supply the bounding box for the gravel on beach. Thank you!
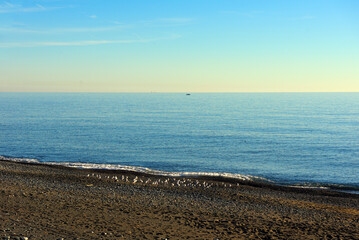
[1,160,358,239]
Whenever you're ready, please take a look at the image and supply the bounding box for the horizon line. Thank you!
[0,91,358,94]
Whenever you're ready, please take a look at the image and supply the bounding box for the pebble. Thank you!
[1,237,29,240]
[1,236,29,240]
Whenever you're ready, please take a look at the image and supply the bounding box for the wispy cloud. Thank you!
[0,2,63,13]
[0,25,129,34]
[0,18,187,35]
[0,27,40,33]
[90,15,97,19]
[221,10,315,21]
[0,35,181,48]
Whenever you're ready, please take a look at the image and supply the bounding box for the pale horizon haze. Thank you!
[1,0,358,92]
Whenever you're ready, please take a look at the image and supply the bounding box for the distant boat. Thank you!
[186,93,191,96]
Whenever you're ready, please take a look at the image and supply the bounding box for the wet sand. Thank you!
[1,160,358,239]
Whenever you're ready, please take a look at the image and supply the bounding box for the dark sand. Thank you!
[1,160,358,239]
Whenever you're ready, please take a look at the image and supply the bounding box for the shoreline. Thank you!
[1,156,358,196]
[1,160,359,239]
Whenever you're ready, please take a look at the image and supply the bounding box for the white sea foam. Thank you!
[47,161,264,181]
[0,155,266,182]
[0,155,40,164]
[289,185,330,190]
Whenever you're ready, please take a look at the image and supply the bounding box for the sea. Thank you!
[1,93,358,193]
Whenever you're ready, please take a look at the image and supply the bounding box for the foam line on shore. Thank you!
[0,155,266,182]
[1,155,358,193]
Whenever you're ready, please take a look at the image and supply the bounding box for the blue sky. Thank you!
[1,0,358,92]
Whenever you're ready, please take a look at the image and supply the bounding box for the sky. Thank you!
[0,0,358,92]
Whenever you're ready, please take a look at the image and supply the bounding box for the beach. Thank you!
[1,160,358,240]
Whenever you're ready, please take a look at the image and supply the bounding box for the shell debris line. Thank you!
[85,172,241,190]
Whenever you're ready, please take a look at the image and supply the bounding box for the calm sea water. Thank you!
[1,93,358,191]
